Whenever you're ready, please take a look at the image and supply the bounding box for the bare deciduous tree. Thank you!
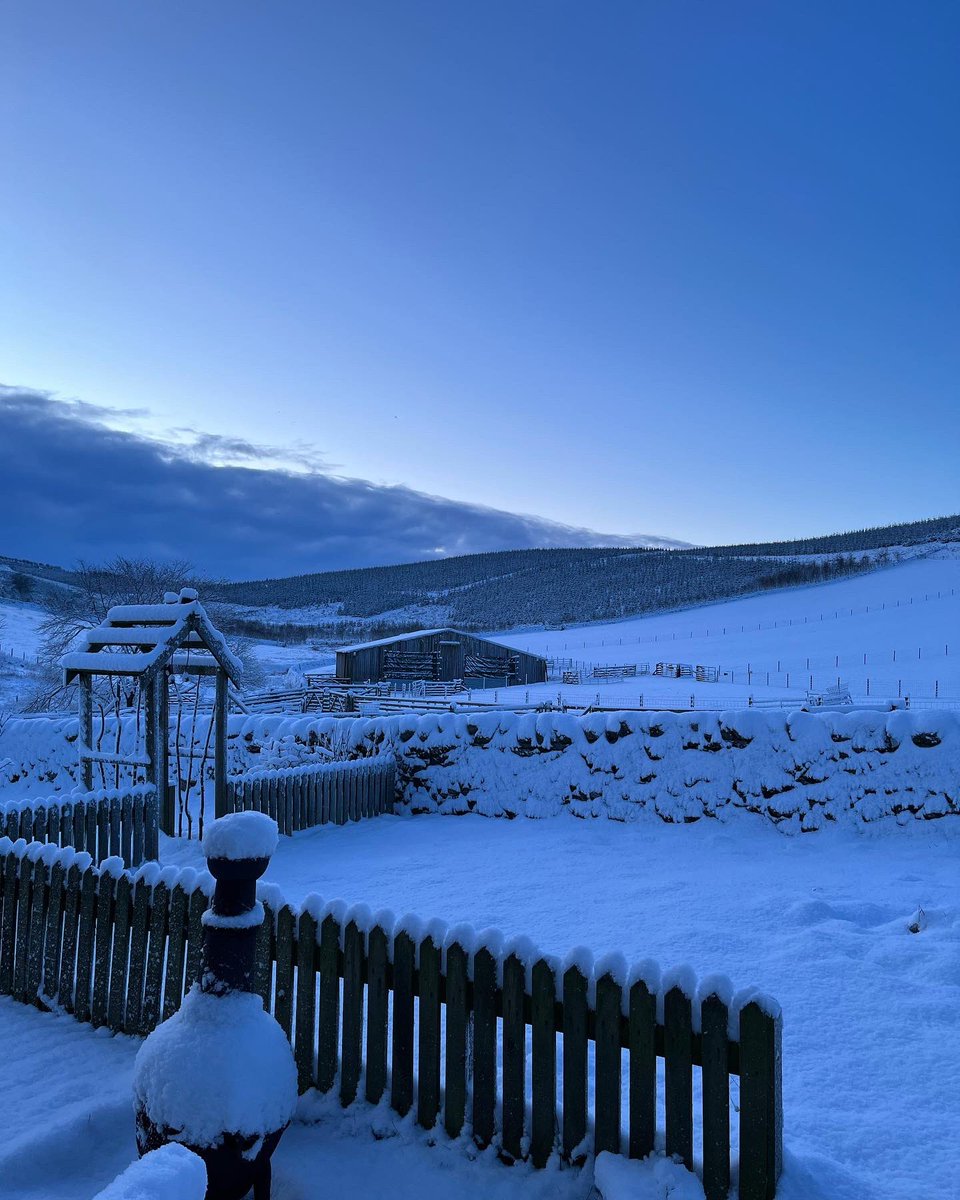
[29,556,195,713]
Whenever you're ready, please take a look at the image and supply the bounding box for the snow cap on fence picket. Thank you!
[297,891,326,925]
[101,855,125,879]
[561,945,595,990]
[344,902,374,935]
[135,861,162,888]
[468,927,504,982]
[424,916,449,951]
[201,811,278,862]
[503,934,540,991]
[626,957,661,995]
[729,985,783,1039]
[698,973,735,1008]
[370,908,397,953]
[441,921,475,970]
[658,965,699,1024]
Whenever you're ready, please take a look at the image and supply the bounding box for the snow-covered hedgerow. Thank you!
[2,709,958,827]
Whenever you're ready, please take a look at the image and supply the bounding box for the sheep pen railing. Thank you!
[0,836,782,1199]
[1,786,158,869]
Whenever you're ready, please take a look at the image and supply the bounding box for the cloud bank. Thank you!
[0,387,686,578]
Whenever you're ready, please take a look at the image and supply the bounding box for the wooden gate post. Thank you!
[214,671,228,819]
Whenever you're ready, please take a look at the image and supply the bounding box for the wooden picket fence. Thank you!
[0,838,207,1036]
[226,757,396,834]
[0,787,158,869]
[0,837,782,1199]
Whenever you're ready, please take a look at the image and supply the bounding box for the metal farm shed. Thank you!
[335,629,547,686]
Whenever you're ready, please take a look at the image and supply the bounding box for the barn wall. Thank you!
[337,630,547,683]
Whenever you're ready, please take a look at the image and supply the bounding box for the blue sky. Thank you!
[1,1,958,560]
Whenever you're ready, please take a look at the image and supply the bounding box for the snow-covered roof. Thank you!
[60,589,242,685]
[338,628,448,653]
[336,627,544,659]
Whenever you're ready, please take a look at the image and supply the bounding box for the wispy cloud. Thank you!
[0,387,684,578]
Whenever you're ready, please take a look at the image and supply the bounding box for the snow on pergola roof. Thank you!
[60,588,242,686]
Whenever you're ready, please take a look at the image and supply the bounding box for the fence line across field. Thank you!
[0,840,783,1200]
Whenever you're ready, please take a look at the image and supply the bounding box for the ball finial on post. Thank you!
[133,813,295,1200]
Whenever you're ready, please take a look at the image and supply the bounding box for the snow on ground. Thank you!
[0,601,47,710]
[0,997,141,1198]
[0,998,594,1200]
[248,639,333,677]
[164,813,959,1200]
[4,816,955,1197]
[491,553,960,707]
[0,601,45,659]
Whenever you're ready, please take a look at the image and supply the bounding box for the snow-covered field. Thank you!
[487,551,960,709]
[0,601,46,710]
[239,552,960,710]
[6,813,954,1198]
[160,813,959,1200]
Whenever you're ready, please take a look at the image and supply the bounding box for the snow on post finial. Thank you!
[133,809,295,1199]
[199,813,278,996]
[202,811,279,864]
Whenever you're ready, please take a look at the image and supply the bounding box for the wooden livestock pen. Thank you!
[336,629,547,687]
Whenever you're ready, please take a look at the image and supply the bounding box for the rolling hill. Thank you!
[209,512,960,634]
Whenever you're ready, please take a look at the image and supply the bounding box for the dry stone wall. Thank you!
[2,709,957,829]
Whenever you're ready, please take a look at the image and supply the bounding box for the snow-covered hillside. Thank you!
[0,601,46,710]
[495,551,960,708]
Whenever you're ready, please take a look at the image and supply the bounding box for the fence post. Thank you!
[664,984,693,1169]
[501,952,526,1161]
[366,924,390,1107]
[417,933,442,1131]
[295,910,318,1092]
[530,958,556,1168]
[472,945,497,1148]
[628,977,656,1159]
[341,918,365,1106]
[144,788,159,865]
[701,991,731,1200]
[391,929,416,1117]
[562,962,588,1160]
[594,971,623,1155]
[739,1001,783,1200]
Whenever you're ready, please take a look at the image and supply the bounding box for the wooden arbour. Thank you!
[61,589,242,833]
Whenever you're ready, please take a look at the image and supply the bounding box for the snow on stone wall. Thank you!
[2,709,958,827]
[369,708,960,827]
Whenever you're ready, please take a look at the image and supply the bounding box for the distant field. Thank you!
[3,543,960,713]
[490,550,960,708]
